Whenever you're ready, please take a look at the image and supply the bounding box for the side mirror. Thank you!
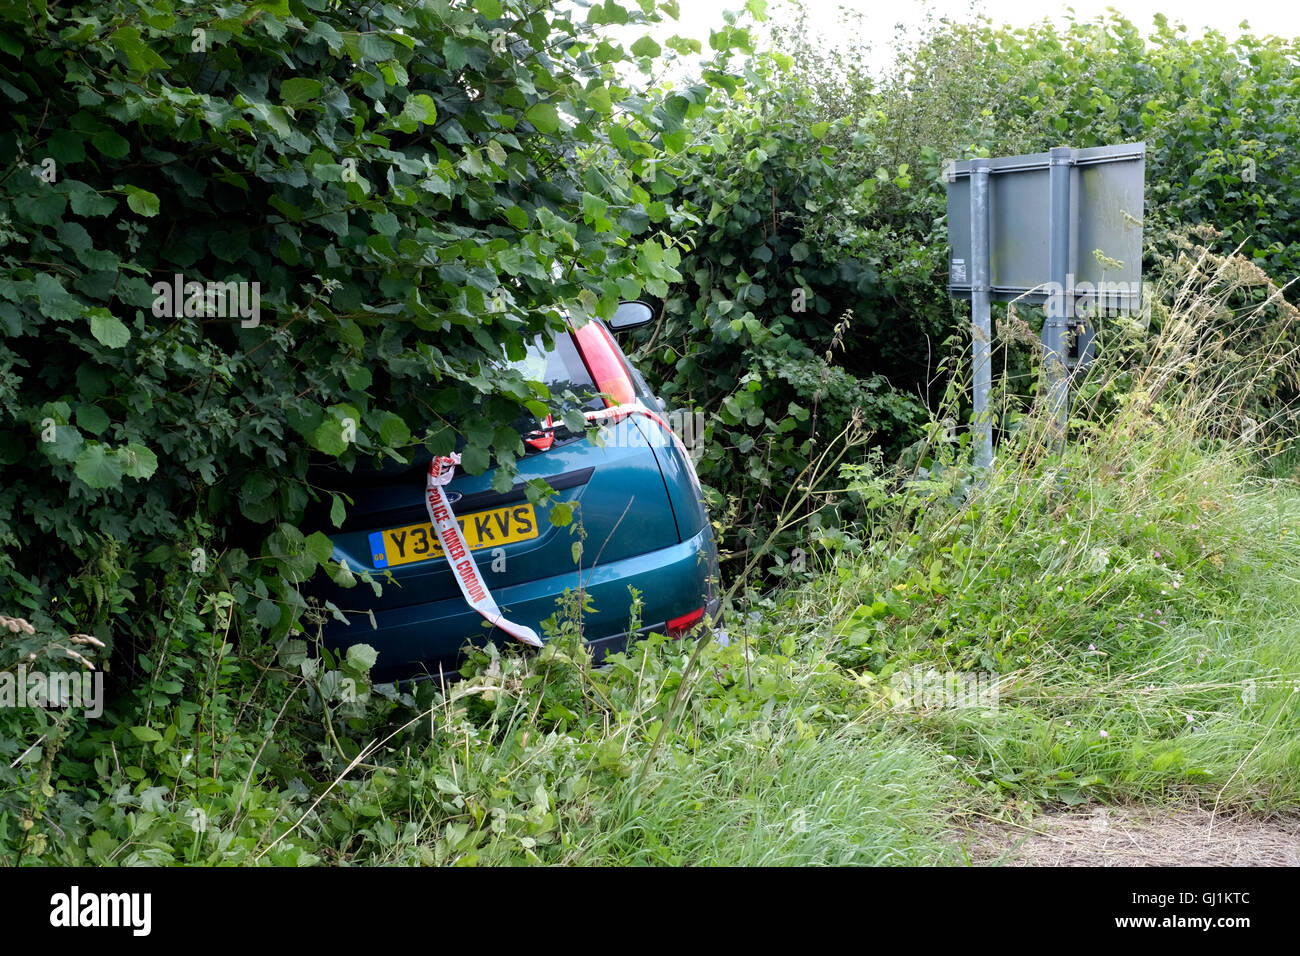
[607,300,654,332]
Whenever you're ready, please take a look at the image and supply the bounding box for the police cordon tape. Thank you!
[425,452,542,647]
[426,401,692,647]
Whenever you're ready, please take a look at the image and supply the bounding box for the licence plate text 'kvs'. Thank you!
[368,504,538,569]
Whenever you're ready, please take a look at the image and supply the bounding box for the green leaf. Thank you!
[305,530,335,565]
[255,599,282,629]
[26,191,66,226]
[618,206,649,233]
[442,36,468,74]
[69,188,116,217]
[58,221,94,253]
[74,444,123,489]
[48,129,85,162]
[549,502,574,527]
[562,409,586,434]
[89,311,130,348]
[129,726,164,743]
[346,643,378,672]
[311,419,349,456]
[582,192,608,222]
[403,93,438,125]
[343,31,397,63]
[209,230,248,262]
[329,494,347,529]
[91,129,130,159]
[525,101,560,134]
[110,26,168,72]
[631,35,661,58]
[379,413,411,446]
[75,404,110,436]
[118,442,158,479]
[460,443,489,474]
[34,274,80,321]
[504,205,529,229]
[41,422,84,464]
[338,320,364,349]
[585,86,612,114]
[280,77,323,105]
[124,185,159,217]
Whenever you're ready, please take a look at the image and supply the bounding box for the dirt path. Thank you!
[955,805,1300,866]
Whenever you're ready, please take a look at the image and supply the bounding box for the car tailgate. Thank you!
[309,417,679,616]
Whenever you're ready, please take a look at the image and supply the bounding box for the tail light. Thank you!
[572,319,636,407]
[666,605,706,638]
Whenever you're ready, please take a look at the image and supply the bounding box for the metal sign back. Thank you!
[947,143,1145,310]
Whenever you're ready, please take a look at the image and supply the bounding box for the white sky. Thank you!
[642,0,1300,78]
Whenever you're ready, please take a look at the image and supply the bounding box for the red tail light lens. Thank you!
[572,320,636,407]
[666,605,706,638]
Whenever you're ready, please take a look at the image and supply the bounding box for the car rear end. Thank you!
[308,324,717,682]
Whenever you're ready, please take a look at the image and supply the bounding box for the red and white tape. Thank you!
[529,402,688,457]
[583,402,683,451]
[428,404,690,649]
[426,454,542,648]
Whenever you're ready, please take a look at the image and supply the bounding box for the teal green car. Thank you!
[308,303,719,682]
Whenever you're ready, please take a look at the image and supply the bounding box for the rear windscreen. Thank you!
[504,331,604,433]
[308,331,604,484]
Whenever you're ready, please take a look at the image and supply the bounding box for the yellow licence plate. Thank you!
[367,504,539,569]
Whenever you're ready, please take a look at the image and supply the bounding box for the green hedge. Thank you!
[0,0,738,660]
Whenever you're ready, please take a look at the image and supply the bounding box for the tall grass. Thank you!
[569,715,958,865]
[814,233,1300,818]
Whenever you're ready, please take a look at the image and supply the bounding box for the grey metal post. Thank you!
[1045,146,1073,448]
[969,158,993,469]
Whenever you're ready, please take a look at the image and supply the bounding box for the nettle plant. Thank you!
[0,1,748,739]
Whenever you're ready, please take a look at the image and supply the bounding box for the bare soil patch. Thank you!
[955,805,1300,866]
